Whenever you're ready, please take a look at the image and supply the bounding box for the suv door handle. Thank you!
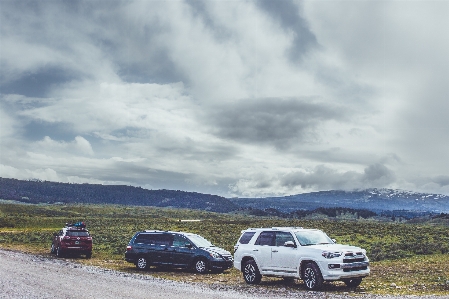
[272,250,278,253]
[252,249,258,251]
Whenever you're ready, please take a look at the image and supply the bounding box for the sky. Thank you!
[1,0,449,198]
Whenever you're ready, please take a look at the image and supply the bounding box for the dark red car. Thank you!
[51,222,92,258]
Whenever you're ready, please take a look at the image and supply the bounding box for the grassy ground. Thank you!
[1,202,449,296]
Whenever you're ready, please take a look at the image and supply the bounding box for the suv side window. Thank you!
[238,232,255,244]
[254,231,275,246]
[172,234,190,247]
[275,231,296,246]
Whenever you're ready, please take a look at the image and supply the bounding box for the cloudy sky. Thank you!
[1,0,448,198]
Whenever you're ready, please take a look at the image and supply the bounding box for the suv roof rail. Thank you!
[272,227,303,230]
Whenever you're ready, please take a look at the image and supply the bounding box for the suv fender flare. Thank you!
[240,255,259,272]
[298,258,322,278]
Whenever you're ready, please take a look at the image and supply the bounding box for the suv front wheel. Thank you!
[243,260,262,284]
[302,262,323,290]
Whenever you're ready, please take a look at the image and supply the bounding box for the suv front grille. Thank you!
[343,252,366,263]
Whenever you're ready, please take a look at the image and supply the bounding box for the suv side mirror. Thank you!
[284,241,296,248]
[332,239,337,244]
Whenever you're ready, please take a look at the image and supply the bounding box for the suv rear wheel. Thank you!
[243,260,262,284]
[302,262,323,290]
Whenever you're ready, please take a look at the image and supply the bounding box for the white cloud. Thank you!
[1,0,449,197]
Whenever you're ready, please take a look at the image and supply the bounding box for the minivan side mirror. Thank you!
[284,241,296,248]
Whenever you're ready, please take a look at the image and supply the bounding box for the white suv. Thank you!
[233,227,370,290]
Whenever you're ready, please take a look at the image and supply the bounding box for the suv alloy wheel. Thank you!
[303,262,323,290]
[243,260,262,284]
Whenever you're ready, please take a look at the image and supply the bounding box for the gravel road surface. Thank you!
[1,249,447,299]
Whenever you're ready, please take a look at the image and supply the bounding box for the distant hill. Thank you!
[0,177,238,213]
[2,178,448,216]
[229,189,449,214]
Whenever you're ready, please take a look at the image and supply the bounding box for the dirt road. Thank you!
[1,249,447,299]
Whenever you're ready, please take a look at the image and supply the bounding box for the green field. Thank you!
[1,202,448,296]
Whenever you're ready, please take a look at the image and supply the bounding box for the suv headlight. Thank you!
[322,251,342,259]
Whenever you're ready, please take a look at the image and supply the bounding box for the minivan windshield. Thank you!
[187,234,214,248]
[294,230,333,246]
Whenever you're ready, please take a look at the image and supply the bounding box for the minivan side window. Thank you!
[172,234,190,247]
[152,233,173,246]
[134,234,152,244]
[238,232,255,244]
[254,231,275,246]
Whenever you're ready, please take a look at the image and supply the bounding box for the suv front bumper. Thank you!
[320,261,370,281]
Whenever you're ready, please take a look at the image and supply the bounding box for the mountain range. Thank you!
[1,177,448,214]
[230,189,449,214]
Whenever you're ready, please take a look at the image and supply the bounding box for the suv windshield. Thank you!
[187,234,214,248]
[294,230,333,246]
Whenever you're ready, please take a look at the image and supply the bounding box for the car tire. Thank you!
[56,247,63,258]
[302,262,323,290]
[194,258,208,274]
[85,252,92,259]
[343,278,362,288]
[243,260,262,284]
[50,244,56,254]
[136,257,148,270]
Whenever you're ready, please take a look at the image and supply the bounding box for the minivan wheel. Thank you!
[302,262,323,290]
[194,258,208,274]
[136,257,148,270]
[243,260,262,284]
[343,278,362,288]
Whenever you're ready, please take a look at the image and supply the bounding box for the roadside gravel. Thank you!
[0,249,447,299]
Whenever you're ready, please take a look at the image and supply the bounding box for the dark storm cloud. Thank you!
[281,163,395,191]
[433,176,449,187]
[208,98,346,149]
[362,163,395,184]
[256,0,318,62]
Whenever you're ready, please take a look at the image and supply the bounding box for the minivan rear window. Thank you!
[238,232,255,244]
